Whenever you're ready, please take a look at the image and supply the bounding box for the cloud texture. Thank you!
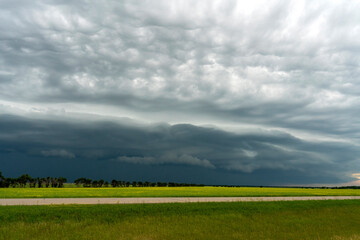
[1,0,360,184]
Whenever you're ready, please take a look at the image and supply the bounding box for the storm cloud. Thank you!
[0,115,358,184]
[1,0,360,185]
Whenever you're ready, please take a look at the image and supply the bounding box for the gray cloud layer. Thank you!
[1,0,360,184]
[0,115,358,184]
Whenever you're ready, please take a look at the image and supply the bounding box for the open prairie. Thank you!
[1,186,360,198]
[1,200,360,240]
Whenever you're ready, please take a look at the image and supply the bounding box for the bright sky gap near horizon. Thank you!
[1,0,360,186]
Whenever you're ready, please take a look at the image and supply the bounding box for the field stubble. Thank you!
[1,200,360,240]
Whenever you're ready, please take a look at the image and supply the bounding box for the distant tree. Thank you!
[116,180,122,187]
[0,172,10,188]
[18,174,31,187]
[98,179,104,187]
[51,177,58,188]
[157,182,167,187]
[84,178,92,187]
[58,177,67,188]
[0,171,5,188]
[7,178,17,188]
[36,177,40,188]
[132,181,137,187]
[38,178,46,188]
[2,179,10,188]
[29,177,36,188]
[45,177,51,188]
[104,181,109,187]
[111,179,118,188]
[74,177,92,187]
[92,180,98,187]
[74,178,86,187]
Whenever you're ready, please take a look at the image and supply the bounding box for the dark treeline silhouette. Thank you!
[0,171,204,188]
[74,177,204,187]
[0,171,66,188]
[332,186,360,189]
[2,171,360,188]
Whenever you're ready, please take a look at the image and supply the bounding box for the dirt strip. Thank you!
[1,196,360,205]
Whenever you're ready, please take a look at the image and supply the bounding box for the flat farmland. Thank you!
[1,200,360,240]
[1,186,360,198]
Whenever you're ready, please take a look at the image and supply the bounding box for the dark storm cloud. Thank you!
[0,115,358,184]
[1,0,360,184]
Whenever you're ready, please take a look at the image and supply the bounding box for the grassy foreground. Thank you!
[1,186,360,198]
[1,200,360,240]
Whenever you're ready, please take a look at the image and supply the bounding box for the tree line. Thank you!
[0,171,204,188]
[0,171,66,188]
[74,177,204,187]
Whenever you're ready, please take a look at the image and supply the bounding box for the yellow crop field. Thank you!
[1,186,359,198]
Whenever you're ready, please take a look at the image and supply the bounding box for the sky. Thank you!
[1,0,360,185]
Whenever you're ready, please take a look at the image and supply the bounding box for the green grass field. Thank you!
[1,186,360,198]
[1,200,360,240]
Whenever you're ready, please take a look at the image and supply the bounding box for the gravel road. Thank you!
[1,196,360,205]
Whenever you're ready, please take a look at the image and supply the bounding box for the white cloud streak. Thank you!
[41,149,75,159]
[115,154,215,169]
